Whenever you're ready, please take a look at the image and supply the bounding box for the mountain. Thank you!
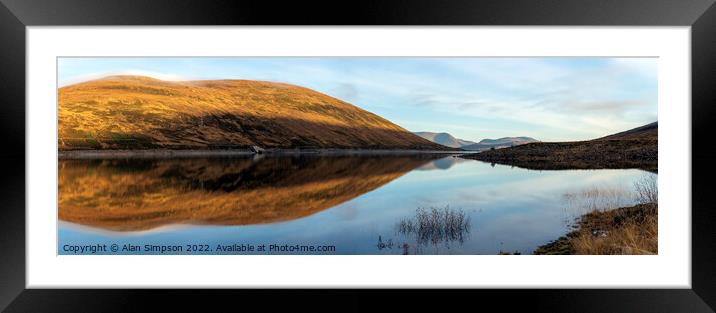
[58,76,446,151]
[462,136,539,151]
[413,131,538,151]
[413,131,476,148]
[464,122,657,171]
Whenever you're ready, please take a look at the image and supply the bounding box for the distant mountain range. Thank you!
[58,76,447,151]
[462,137,539,151]
[413,132,476,148]
[414,131,538,151]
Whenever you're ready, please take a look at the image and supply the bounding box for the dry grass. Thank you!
[535,174,658,255]
[569,203,658,254]
[535,203,658,255]
[58,75,445,150]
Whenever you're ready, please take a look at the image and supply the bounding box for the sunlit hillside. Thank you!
[58,76,445,150]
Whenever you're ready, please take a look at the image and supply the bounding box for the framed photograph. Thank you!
[2,0,715,311]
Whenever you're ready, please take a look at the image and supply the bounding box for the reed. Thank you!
[536,174,658,255]
[396,206,471,247]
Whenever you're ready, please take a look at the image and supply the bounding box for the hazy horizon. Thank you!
[58,57,657,142]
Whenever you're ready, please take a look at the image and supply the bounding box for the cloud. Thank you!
[330,83,360,102]
[533,99,650,115]
[458,101,491,111]
[410,93,440,107]
[609,58,658,78]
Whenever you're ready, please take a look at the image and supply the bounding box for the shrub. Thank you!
[634,174,658,204]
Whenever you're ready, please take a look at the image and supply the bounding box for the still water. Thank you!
[58,155,655,255]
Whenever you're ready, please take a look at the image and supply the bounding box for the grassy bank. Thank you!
[535,174,658,255]
[464,138,657,172]
[534,203,657,255]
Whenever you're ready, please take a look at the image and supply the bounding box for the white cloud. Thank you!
[609,58,658,78]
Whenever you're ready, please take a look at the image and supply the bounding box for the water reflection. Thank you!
[560,184,635,224]
[377,206,471,255]
[58,156,656,254]
[59,155,441,231]
[416,156,466,171]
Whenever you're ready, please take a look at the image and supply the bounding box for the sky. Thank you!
[58,57,657,142]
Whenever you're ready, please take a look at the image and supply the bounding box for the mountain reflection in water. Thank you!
[59,155,446,232]
[58,155,654,255]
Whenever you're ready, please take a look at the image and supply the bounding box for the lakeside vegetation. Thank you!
[535,175,658,255]
[376,206,471,255]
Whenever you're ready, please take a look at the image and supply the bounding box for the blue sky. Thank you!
[58,57,657,142]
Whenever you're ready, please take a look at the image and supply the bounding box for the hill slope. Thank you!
[413,131,476,148]
[464,123,657,171]
[58,76,446,151]
[462,136,538,151]
[598,122,657,140]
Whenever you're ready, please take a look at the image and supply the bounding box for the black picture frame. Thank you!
[1,0,714,312]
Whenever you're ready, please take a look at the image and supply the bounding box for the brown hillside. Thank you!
[464,122,657,171]
[598,122,657,140]
[58,76,445,150]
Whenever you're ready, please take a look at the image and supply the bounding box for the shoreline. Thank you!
[463,139,657,172]
[58,149,471,159]
[465,158,658,173]
[534,203,658,255]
